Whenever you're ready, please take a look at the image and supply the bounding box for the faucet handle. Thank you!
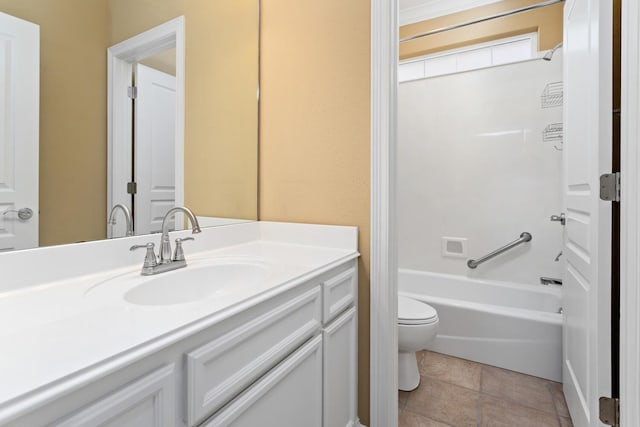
[130,242,158,271]
[173,237,194,262]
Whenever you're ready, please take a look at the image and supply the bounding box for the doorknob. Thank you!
[2,207,34,220]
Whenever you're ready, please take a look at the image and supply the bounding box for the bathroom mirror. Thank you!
[0,0,259,251]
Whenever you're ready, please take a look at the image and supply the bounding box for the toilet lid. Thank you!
[398,296,438,325]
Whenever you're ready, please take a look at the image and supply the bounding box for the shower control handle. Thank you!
[550,213,566,225]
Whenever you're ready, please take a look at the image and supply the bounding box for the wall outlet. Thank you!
[441,237,468,258]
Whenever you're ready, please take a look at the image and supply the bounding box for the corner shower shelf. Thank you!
[543,123,563,143]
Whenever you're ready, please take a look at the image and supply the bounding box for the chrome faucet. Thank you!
[540,277,563,286]
[130,206,202,276]
[108,204,133,237]
[159,206,202,264]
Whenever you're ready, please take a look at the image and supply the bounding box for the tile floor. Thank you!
[398,351,573,427]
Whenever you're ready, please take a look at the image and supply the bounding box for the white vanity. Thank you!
[0,222,359,427]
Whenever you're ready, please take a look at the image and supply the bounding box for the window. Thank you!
[399,33,538,82]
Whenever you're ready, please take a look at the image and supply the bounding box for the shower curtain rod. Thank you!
[399,0,564,43]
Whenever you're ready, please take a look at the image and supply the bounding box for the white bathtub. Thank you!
[399,269,563,381]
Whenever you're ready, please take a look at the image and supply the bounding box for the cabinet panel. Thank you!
[202,335,323,427]
[322,266,356,323]
[323,307,357,427]
[186,287,322,426]
[51,364,175,427]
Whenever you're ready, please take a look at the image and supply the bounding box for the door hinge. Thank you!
[600,172,621,202]
[127,182,137,195]
[599,396,620,427]
[127,86,137,100]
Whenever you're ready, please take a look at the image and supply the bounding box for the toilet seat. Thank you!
[398,295,438,325]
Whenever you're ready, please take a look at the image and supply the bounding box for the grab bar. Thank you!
[467,232,532,269]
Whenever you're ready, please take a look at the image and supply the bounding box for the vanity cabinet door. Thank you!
[51,364,175,427]
[323,307,357,427]
[201,335,323,427]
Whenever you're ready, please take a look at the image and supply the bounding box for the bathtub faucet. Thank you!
[540,277,562,286]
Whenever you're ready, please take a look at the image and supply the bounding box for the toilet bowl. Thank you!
[398,295,439,391]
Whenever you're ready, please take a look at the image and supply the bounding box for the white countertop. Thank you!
[0,222,358,422]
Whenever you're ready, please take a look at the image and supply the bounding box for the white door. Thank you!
[134,64,176,235]
[562,0,613,426]
[0,12,38,251]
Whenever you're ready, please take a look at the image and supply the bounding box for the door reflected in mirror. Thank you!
[0,0,259,251]
[107,19,183,239]
[131,61,178,236]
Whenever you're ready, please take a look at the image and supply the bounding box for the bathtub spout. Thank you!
[540,277,563,286]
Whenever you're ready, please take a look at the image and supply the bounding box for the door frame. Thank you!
[369,1,398,426]
[370,2,640,427]
[620,1,640,424]
[107,16,185,237]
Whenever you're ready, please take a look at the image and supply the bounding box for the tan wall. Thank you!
[400,0,563,60]
[0,0,110,246]
[110,0,259,220]
[259,1,371,423]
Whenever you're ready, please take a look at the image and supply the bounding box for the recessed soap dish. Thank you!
[441,237,468,259]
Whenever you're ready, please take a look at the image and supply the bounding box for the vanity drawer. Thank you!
[186,286,322,426]
[201,335,323,427]
[322,265,357,323]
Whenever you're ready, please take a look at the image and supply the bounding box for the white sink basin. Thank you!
[85,258,270,306]
[125,262,269,306]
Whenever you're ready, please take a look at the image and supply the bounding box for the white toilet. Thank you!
[398,295,439,391]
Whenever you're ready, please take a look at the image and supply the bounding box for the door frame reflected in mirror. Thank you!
[107,16,185,238]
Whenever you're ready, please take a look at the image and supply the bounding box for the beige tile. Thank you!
[416,350,427,366]
[405,377,479,427]
[549,382,570,418]
[481,365,556,414]
[399,409,452,427]
[559,416,574,427]
[479,395,560,427]
[419,351,482,391]
[399,390,410,410]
